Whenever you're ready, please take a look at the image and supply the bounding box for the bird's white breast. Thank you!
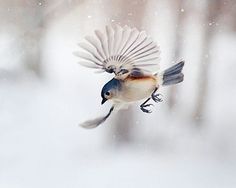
[116,76,157,103]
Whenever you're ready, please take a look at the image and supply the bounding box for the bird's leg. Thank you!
[140,98,153,113]
[151,87,163,103]
[140,87,163,113]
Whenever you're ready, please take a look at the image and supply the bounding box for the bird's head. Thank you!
[101,78,121,105]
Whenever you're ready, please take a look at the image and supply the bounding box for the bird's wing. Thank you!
[79,106,115,129]
[74,25,161,78]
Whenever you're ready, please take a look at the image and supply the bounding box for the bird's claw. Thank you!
[140,104,153,113]
[151,93,163,103]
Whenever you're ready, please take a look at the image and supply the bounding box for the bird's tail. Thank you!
[158,61,185,86]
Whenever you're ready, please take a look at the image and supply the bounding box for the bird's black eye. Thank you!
[105,91,110,96]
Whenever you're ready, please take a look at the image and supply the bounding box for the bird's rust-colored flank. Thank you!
[118,74,157,102]
[126,74,157,82]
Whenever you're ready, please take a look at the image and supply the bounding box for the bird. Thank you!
[74,25,185,129]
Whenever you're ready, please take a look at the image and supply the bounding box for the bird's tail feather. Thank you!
[160,61,185,86]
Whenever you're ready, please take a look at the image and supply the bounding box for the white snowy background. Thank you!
[0,0,236,187]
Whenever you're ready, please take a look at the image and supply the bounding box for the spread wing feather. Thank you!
[74,25,161,77]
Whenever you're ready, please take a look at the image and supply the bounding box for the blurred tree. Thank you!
[105,0,148,145]
[0,0,46,77]
[0,0,83,79]
[220,0,236,31]
[167,0,185,109]
[194,0,222,124]
[21,0,84,77]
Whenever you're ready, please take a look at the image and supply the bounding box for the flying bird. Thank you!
[74,25,184,129]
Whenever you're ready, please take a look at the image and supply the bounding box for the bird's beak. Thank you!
[101,98,107,105]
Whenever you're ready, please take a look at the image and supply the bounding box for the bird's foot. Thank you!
[140,103,153,113]
[151,93,163,103]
